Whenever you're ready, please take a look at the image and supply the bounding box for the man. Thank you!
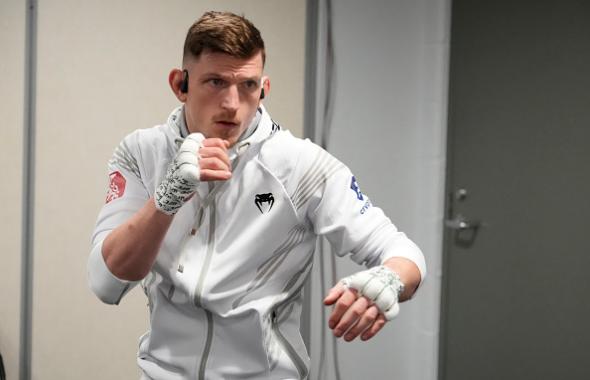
[88,11,425,380]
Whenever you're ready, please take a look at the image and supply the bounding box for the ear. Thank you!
[169,69,187,102]
[260,76,270,101]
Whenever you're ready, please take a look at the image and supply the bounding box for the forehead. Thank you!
[191,50,264,79]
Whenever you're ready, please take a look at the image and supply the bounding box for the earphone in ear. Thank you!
[259,78,266,99]
[180,70,189,93]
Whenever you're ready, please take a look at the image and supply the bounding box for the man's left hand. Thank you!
[323,283,387,342]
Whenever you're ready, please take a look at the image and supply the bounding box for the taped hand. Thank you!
[323,266,405,342]
[341,265,405,320]
[154,133,204,215]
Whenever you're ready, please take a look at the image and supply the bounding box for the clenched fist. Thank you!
[155,133,231,215]
[324,266,405,341]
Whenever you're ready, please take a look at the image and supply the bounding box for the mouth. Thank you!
[214,120,239,128]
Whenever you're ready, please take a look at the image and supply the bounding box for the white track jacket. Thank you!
[88,106,426,380]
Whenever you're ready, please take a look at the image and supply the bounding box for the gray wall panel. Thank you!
[307,1,449,379]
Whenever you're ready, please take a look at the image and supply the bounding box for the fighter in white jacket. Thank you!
[88,11,425,380]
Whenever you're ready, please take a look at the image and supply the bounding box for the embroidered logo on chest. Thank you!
[255,193,275,213]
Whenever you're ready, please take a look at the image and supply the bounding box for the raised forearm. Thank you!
[102,198,173,281]
[100,136,231,282]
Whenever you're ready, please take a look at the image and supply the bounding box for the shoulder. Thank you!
[256,130,346,195]
[114,124,176,160]
[109,124,176,181]
[256,129,311,178]
[127,124,175,150]
[258,129,306,163]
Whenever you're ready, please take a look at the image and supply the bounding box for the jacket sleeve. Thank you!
[300,141,426,286]
[87,131,150,304]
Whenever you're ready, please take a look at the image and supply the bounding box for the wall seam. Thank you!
[20,1,37,379]
[301,0,319,354]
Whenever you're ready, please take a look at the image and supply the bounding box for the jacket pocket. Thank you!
[270,309,308,379]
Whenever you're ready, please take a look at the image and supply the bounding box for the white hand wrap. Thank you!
[341,266,405,320]
[154,133,204,215]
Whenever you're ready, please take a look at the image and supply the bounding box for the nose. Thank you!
[220,85,239,112]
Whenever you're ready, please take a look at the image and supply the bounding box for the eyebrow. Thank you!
[199,72,261,83]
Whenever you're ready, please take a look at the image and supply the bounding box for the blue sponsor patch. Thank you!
[360,199,372,214]
[350,176,364,201]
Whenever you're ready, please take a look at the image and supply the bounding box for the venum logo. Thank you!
[255,193,275,214]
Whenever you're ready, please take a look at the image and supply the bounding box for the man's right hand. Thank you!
[155,134,231,215]
[198,138,232,181]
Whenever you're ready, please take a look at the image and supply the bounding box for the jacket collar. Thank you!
[167,105,277,161]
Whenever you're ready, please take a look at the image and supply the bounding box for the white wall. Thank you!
[307,1,450,379]
[2,1,305,379]
[0,1,25,379]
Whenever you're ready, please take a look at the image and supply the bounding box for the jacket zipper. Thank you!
[194,184,217,380]
[198,309,214,380]
[193,186,216,307]
[189,149,246,379]
[270,283,309,379]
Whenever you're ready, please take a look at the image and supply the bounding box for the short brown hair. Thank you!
[183,11,265,65]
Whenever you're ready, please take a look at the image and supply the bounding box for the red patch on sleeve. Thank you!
[105,171,126,203]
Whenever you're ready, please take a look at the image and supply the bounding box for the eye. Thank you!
[207,78,226,88]
[242,80,259,91]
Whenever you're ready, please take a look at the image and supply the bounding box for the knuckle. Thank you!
[350,308,362,319]
[204,138,223,148]
[361,312,376,324]
[211,158,224,169]
[200,147,215,157]
[334,299,346,308]
[200,158,213,169]
[341,298,354,308]
[367,306,379,318]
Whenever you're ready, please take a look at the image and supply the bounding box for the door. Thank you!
[440,1,590,379]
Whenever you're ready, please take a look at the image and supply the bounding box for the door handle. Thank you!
[444,215,481,230]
